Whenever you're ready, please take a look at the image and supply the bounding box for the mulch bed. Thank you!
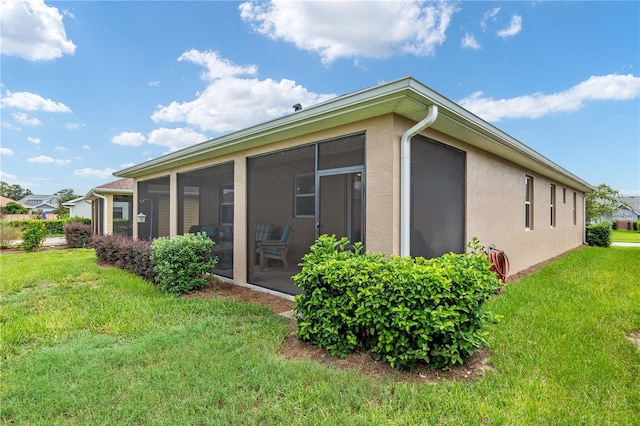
[186,280,494,383]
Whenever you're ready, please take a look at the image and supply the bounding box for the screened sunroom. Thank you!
[119,77,591,297]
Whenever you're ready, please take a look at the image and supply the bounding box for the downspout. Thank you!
[92,191,108,235]
[583,194,587,245]
[400,105,439,257]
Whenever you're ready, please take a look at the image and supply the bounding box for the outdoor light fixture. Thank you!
[138,198,153,239]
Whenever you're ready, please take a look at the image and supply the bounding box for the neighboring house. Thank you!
[115,77,593,296]
[19,194,58,213]
[599,196,640,228]
[62,196,92,219]
[84,178,133,236]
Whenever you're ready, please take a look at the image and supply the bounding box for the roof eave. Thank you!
[115,76,593,193]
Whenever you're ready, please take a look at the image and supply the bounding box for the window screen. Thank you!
[410,136,465,258]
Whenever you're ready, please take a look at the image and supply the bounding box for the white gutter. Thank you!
[91,191,109,235]
[400,105,439,257]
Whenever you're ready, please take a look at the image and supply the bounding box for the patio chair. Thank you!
[188,225,218,240]
[258,226,294,271]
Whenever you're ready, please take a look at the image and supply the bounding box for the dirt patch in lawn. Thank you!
[183,280,295,314]
[626,331,640,351]
[188,279,494,383]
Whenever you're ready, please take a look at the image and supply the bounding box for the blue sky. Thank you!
[1,0,639,197]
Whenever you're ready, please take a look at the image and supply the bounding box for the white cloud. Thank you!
[0,0,76,61]
[239,0,458,64]
[27,136,41,144]
[148,81,160,87]
[497,15,522,38]
[112,131,146,147]
[120,162,136,169]
[459,74,640,122]
[73,168,117,179]
[1,90,72,112]
[82,145,90,150]
[481,7,500,31]
[0,171,17,181]
[147,127,208,152]
[0,147,14,156]
[12,112,42,126]
[151,50,335,133]
[27,155,70,165]
[1,122,20,130]
[65,122,82,130]
[54,146,66,152]
[462,33,481,50]
[178,49,257,81]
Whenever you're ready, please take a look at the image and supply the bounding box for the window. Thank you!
[295,174,315,217]
[220,184,234,224]
[525,176,533,230]
[113,207,123,219]
[573,192,577,225]
[563,187,566,204]
[550,184,556,227]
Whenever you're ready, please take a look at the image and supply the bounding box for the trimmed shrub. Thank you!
[67,216,91,225]
[586,222,611,247]
[7,219,68,235]
[7,220,34,232]
[293,235,501,370]
[611,221,618,230]
[151,232,216,295]
[635,221,639,231]
[21,221,47,252]
[90,234,155,282]
[64,223,92,248]
[43,220,65,235]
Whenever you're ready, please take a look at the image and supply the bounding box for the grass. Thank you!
[612,229,640,243]
[1,247,639,424]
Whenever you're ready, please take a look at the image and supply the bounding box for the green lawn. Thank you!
[612,229,640,243]
[1,247,639,424]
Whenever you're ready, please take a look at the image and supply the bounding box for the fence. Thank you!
[1,214,60,221]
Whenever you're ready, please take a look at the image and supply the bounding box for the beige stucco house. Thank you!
[85,178,133,236]
[115,77,593,296]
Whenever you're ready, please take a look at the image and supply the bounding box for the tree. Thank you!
[52,188,80,217]
[1,201,29,214]
[585,183,625,223]
[0,181,32,201]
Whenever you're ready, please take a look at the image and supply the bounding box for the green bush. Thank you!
[151,232,216,295]
[611,221,618,230]
[586,222,611,247]
[6,220,33,232]
[635,221,639,231]
[0,201,28,214]
[293,235,501,370]
[43,220,65,235]
[7,218,90,234]
[64,223,92,248]
[67,216,91,225]
[21,221,47,252]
